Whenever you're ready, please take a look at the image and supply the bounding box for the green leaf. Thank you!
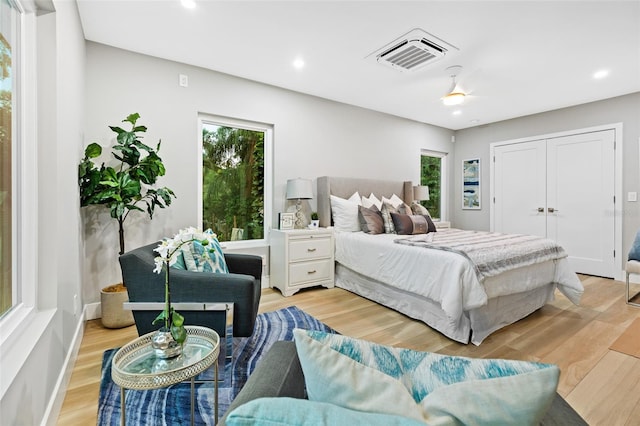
[84,143,102,159]
[124,112,140,126]
[117,131,136,147]
[158,187,175,205]
[125,204,144,212]
[108,126,126,135]
[132,140,153,153]
[113,203,125,219]
[152,310,168,325]
[172,311,184,327]
[171,323,187,345]
[98,180,119,188]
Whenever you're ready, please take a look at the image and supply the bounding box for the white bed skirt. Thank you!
[335,264,556,345]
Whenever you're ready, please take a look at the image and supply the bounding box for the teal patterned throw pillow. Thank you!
[180,229,228,274]
[294,329,559,425]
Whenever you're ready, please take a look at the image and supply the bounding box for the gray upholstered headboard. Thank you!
[317,176,414,228]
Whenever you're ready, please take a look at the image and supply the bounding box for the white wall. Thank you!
[452,92,640,261]
[83,42,454,303]
[0,1,86,424]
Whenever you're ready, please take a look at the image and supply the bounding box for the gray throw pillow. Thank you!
[390,212,437,235]
[358,205,384,234]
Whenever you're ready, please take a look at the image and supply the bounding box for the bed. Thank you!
[316,176,584,345]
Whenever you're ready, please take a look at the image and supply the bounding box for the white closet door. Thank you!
[547,130,615,277]
[493,140,547,238]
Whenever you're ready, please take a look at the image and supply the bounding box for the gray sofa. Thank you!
[221,341,587,426]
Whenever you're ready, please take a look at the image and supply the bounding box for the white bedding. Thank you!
[334,229,583,326]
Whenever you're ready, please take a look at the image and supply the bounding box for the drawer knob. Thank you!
[307,270,317,274]
[307,248,316,252]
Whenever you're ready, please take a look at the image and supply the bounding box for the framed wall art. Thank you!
[279,212,295,230]
[462,158,481,210]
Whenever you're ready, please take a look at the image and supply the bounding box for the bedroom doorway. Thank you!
[491,127,618,278]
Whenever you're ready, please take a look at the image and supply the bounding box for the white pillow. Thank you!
[347,191,361,204]
[330,192,361,232]
[361,193,383,210]
[381,193,404,208]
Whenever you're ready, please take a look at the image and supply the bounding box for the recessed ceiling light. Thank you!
[452,110,462,116]
[292,58,305,70]
[593,69,609,79]
[181,0,196,9]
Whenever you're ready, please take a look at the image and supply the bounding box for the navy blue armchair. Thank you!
[119,241,262,338]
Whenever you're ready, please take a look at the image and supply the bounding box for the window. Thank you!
[199,115,272,246]
[0,0,16,318]
[420,150,447,220]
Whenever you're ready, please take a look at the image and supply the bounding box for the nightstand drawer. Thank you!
[289,259,332,286]
[289,237,332,261]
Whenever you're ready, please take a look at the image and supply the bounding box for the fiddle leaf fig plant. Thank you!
[79,113,176,255]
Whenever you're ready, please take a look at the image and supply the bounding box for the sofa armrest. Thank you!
[220,341,304,426]
[541,392,588,425]
[225,253,262,282]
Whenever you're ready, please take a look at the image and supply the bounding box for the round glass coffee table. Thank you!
[111,326,220,426]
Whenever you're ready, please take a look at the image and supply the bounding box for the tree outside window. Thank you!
[420,154,442,219]
[202,123,265,242]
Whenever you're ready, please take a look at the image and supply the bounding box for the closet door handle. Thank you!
[548,207,558,213]
[537,207,544,213]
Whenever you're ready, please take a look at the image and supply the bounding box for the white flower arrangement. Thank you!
[152,226,216,342]
[153,226,214,273]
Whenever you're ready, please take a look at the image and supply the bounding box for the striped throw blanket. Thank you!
[395,229,568,282]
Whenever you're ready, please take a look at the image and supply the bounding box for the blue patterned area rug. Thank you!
[97,306,336,425]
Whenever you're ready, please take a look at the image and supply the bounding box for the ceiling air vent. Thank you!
[367,28,458,73]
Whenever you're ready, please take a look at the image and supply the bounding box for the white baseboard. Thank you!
[85,301,101,321]
[40,308,86,426]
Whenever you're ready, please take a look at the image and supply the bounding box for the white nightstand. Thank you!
[435,221,451,230]
[270,228,335,297]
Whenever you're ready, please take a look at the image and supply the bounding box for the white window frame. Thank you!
[197,113,273,249]
[0,0,50,399]
[420,149,448,221]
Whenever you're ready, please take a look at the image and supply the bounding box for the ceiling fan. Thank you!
[442,65,466,106]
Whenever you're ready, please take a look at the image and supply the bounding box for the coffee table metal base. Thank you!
[118,366,218,426]
[111,326,220,426]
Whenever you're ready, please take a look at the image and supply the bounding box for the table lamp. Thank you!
[286,178,313,229]
[413,185,430,202]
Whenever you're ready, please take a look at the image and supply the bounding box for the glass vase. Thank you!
[151,327,183,359]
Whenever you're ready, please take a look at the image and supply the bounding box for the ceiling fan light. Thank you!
[442,92,465,106]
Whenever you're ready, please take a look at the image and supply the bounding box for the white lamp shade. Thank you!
[413,185,430,201]
[286,178,313,200]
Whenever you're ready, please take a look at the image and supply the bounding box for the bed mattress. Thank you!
[334,229,583,329]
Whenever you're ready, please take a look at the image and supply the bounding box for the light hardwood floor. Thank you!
[58,275,640,425]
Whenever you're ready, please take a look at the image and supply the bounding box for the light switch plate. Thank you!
[628,192,637,202]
